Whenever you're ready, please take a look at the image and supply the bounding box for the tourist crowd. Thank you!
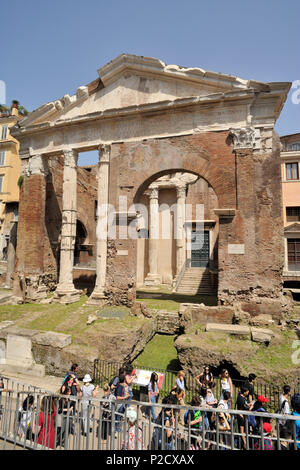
[1,364,300,450]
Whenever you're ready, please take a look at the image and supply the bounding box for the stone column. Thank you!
[87,144,110,306]
[5,221,17,288]
[13,153,49,302]
[145,186,160,285]
[175,185,186,276]
[54,149,80,304]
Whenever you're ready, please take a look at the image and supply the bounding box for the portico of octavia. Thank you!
[11,54,291,316]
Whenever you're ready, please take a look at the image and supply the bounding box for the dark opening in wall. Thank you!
[209,361,247,384]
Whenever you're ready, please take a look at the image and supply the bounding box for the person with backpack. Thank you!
[278,385,291,427]
[109,367,125,396]
[17,395,35,441]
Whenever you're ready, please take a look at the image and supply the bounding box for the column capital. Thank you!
[147,185,159,200]
[23,154,49,177]
[63,149,78,168]
[176,185,186,199]
[229,127,259,151]
[98,144,111,164]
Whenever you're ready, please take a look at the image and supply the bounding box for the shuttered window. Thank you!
[0,151,5,166]
[286,162,299,180]
[288,239,300,271]
[1,126,8,140]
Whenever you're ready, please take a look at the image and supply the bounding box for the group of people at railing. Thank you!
[1,364,300,450]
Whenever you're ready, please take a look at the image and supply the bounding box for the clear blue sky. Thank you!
[2,0,300,164]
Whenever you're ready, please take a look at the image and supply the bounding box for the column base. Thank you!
[144,274,161,286]
[53,285,81,304]
[86,290,107,306]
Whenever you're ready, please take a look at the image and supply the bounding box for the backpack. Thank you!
[109,376,119,396]
[277,399,288,426]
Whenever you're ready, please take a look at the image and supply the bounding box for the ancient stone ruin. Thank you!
[10,54,291,318]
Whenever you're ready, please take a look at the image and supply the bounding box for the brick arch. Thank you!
[133,167,217,205]
[114,132,236,209]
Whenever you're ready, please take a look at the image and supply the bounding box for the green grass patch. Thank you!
[133,334,180,371]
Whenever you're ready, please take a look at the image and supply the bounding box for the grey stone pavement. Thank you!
[2,370,65,394]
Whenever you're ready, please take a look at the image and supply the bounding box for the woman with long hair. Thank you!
[17,395,35,440]
[195,366,214,389]
[146,372,159,421]
[56,386,75,447]
[219,369,233,402]
[175,370,186,426]
[34,396,57,449]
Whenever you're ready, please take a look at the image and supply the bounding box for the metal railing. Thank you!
[173,258,191,292]
[93,359,300,412]
[1,378,300,451]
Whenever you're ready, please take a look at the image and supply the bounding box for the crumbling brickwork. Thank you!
[13,158,97,301]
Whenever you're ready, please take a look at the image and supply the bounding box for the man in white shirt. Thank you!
[278,385,291,426]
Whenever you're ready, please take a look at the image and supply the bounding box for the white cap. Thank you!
[83,374,92,383]
[126,407,137,422]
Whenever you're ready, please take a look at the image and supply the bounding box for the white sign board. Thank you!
[228,244,245,255]
[131,368,165,389]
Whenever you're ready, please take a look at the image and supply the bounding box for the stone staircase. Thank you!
[175,267,216,295]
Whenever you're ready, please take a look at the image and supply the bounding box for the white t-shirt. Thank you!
[221,378,230,391]
[279,394,290,415]
[218,399,229,410]
[81,384,95,407]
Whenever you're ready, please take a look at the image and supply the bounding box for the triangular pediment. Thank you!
[16,54,283,129]
[284,223,300,233]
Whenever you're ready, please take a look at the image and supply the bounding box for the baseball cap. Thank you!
[257,395,269,403]
[263,422,272,433]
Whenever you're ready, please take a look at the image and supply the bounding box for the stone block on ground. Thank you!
[33,331,72,348]
[205,323,251,336]
[1,363,45,378]
[251,327,275,338]
[0,326,39,340]
[179,304,235,332]
[130,301,152,318]
[87,314,97,325]
[0,321,14,331]
[249,314,275,327]
[251,330,272,344]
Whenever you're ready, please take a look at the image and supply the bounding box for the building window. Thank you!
[288,238,300,271]
[286,207,300,222]
[0,151,5,166]
[286,162,299,180]
[290,143,300,151]
[0,176,4,193]
[1,126,8,140]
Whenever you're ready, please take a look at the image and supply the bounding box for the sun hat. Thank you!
[83,374,92,383]
[263,422,272,433]
[257,395,269,403]
[126,407,137,422]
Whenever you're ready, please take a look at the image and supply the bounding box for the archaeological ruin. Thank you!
[10,54,292,317]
